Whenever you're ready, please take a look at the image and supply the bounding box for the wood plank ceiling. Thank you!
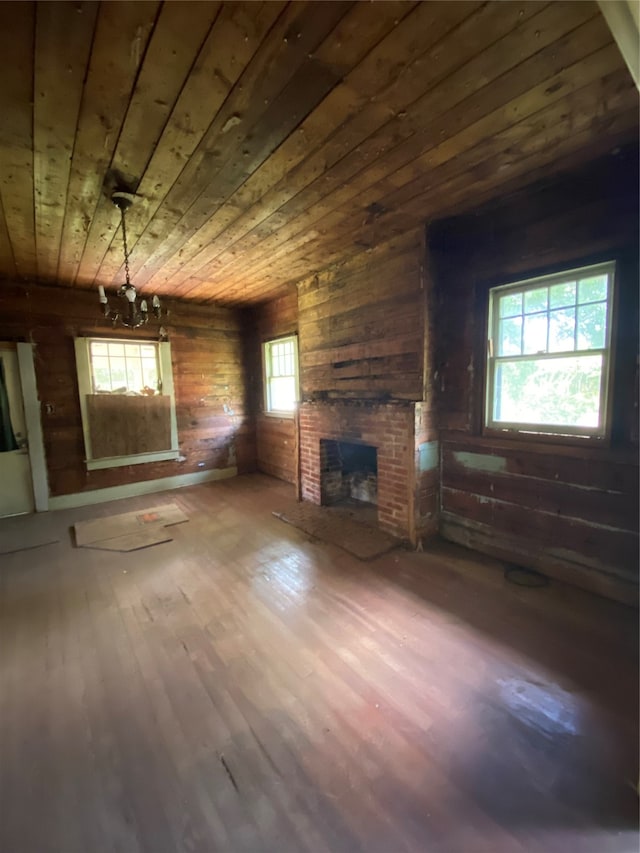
[0,1,637,305]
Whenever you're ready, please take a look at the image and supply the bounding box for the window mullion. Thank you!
[545,290,550,353]
[494,348,606,364]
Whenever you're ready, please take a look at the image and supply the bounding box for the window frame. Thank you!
[484,261,616,442]
[75,337,179,470]
[87,338,161,395]
[262,334,299,418]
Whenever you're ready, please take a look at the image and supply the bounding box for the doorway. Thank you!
[0,344,34,517]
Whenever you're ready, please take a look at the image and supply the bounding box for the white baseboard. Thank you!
[47,467,237,511]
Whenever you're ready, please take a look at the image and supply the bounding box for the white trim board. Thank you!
[48,466,237,511]
[87,449,180,471]
[598,1,639,90]
[16,343,49,512]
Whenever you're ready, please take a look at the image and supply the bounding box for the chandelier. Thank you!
[97,191,163,328]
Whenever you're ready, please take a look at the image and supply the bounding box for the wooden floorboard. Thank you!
[0,474,637,853]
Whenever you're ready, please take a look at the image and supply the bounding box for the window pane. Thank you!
[549,281,576,309]
[91,356,111,391]
[523,314,548,354]
[109,357,127,391]
[524,287,548,314]
[88,339,160,395]
[271,342,295,378]
[142,358,158,390]
[499,292,522,318]
[498,316,522,356]
[548,308,575,352]
[493,355,603,428]
[265,337,297,412]
[577,302,606,350]
[578,275,607,304]
[126,360,143,392]
[270,376,296,411]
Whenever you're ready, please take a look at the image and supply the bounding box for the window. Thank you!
[89,339,160,394]
[74,338,179,470]
[486,261,615,438]
[263,335,299,415]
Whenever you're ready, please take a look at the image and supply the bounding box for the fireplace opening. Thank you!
[320,439,378,511]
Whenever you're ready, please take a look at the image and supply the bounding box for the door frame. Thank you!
[13,343,49,511]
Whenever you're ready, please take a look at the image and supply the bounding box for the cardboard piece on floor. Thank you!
[74,503,187,547]
[88,529,173,552]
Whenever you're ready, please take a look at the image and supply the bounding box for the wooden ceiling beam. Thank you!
[0,192,17,281]
[137,0,483,295]
[93,0,288,289]
[56,0,159,287]
[33,0,98,283]
[303,96,639,297]
[200,65,637,303]
[180,14,616,300]
[132,0,486,294]
[0,2,636,302]
[369,49,630,220]
[73,0,222,289]
[115,1,354,290]
[163,2,602,300]
[0,2,36,280]
[400,90,639,225]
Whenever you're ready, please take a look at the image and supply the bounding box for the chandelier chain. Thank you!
[100,191,162,328]
[120,205,131,286]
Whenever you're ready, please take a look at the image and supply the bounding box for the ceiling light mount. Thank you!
[98,189,163,329]
[111,190,136,210]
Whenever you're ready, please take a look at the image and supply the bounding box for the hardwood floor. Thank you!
[0,474,637,853]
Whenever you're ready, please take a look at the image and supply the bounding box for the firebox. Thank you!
[320,439,377,507]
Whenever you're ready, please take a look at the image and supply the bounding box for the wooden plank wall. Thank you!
[429,145,639,604]
[248,288,298,484]
[0,283,251,497]
[297,230,425,401]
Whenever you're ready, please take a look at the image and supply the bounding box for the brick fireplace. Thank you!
[299,400,417,540]
[320,439,378,505]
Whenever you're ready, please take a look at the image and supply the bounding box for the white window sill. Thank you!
[263,410,295,420]
[86,449,180,470]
